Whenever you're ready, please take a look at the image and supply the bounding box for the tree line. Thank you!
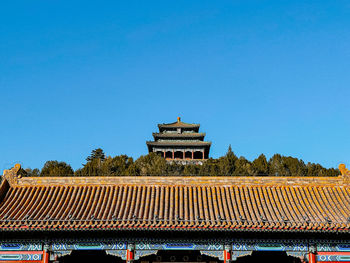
[24,147,339,177]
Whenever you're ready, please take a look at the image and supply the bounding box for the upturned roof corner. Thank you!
[339,163,350,181]
[2,163,25,186]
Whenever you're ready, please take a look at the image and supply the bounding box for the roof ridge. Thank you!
[1,164,346,187]
[10,175,347,187]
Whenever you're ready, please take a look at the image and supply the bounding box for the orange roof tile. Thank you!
[0,164,350,233]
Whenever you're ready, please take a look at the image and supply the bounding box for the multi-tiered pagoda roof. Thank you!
[146,117,211,163]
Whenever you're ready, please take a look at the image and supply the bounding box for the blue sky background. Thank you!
[1,0,349,172]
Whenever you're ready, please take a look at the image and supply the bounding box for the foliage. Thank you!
[75,159,101,176]
[86,148,105,162]
[252,154,268,176]
[216,145,237,175]
[40,161,74,177]
[25,168,40,177]
[102,155,136,176]
[134,153,167,176]
[23,147,340,177]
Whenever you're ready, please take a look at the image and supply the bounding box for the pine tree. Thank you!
[252,154,268,176]
[25,168,40,177]
[216,145,238,175]
[86,148,106,162]
[134,152,167,176]
[41,161,74,177]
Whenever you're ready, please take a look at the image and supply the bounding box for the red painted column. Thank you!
[127,249,134,262]
[192,151,194,159]
[224,249,231,263]
[309,252,316,263]
[126,244,135,263]
[183,151,185,159]
[317,252,350,263]
[172,150,174,159]
[202,151,204,160]
[42,249,49,263]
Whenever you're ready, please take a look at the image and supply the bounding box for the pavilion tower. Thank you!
[146,117,211,164]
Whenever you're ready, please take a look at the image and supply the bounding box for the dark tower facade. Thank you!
[146,117,211,164]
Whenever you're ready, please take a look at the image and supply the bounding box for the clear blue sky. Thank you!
[1,0,349,172]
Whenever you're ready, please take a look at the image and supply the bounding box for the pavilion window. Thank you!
[174,151,183,159]
[165,151,173,159]
[193,151,203,159]
[185,151,192,159]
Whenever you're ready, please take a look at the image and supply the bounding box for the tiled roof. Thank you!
[158,121,200,129]
[153,133,206,138]
[146,141,211,147]
[0,164,350,233]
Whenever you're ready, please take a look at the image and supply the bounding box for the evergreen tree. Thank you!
[325,167,340,177]
[25,168,40,177]
[199,158,220,176]
[305,162,339,177]
[31,148,340,177]
[100,155,135,176]
[75,159,102,176]
[134,153,167,176]
[226,145,235,158]
[268,154,288,176]
[41,161,74,177]
[233,157,253,176]
[75,148,107,176]
[282,156,306,176]
[183,164,199,176]
[252,154,269,176]
[86,148,105,162]
[217,145,238,175]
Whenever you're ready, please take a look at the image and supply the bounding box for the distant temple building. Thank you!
[146,117,211,163]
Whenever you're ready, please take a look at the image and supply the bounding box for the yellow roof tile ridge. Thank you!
[2,164,347,187]
[12,175,346,187]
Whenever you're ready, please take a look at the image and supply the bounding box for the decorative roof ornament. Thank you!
[2,163,24,186]
[339,164,350,178]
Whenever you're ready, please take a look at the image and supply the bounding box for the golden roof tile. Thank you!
[0,164,350,232]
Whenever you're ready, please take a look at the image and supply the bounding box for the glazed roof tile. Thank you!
[1,164,350,233]
[146,141,211,147]
[153,133,206,138]
[158,121,200,129]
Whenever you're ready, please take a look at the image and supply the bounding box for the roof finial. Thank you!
[339,164,350,177]
[177,117,181,122]
[2,163,24,186]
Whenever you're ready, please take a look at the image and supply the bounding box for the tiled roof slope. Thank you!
[0,164,350,233]
[146,141,211,147]
[158,118,200,129]
[152,133,206,138]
